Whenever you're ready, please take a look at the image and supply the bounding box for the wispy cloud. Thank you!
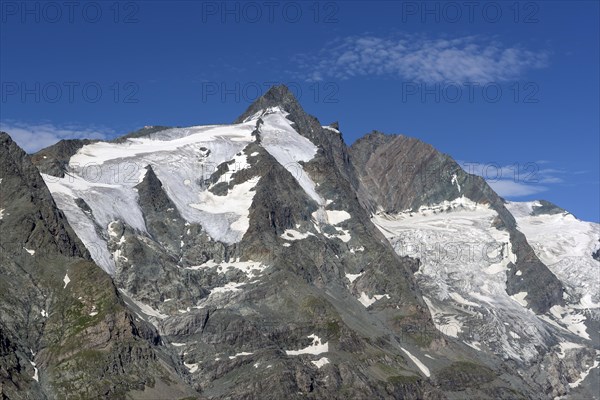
[487,180,547,197]
[459,161,568,198]
[0,121,113,153]
[295,34,549,83]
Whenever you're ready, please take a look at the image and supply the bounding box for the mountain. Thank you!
[0,133,198,399]
[350,132,565,314]
[1,85,598,399]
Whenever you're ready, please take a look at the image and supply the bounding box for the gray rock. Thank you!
[31,138,97,177]
[348,132,564,315]
[0,133,200,399]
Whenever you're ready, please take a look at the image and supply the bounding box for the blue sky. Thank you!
[1,1,598,221]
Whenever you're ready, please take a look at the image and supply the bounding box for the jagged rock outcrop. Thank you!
[0,133,199,399]
[31,138,97,178]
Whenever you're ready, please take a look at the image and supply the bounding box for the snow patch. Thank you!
[187,259,269,280]
[63,274,70,289]
[184,362,198,373]
[384,196,488,218]
[465,341,482,351]
[137,167,148,183]
[569,352,600,388]
[557,342,583,359]
[281,229,314,241]
[210,281,246,294]
[358,292,390,308]
[120,289,167,320]
[323,227,352,243]
[228,352,253,360]
[222,153,250,183]
[451,174,461,192]
[30,361,39,382]
[322,126,340,133]
[549,305,590,340]
[286,334,328,356]
[511,292,528,307]
[345,272,364,283]
[23,247,35,256]
[325,210,351,225]
[311,357,330,368]
[401,347,430,377]
[189,178,259,243]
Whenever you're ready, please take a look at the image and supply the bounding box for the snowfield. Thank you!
[372,196,599,363]
[506,202,600,313]
[41,114,293,274]
[42,107,358,276]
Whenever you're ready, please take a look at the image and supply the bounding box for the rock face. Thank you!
[112,125,173,144]
[1,85,598,399]
[0,133,198,399]
[0,133,88,259]
[350,131,599,395]
[529,200,568,216]
[30,138,97,178]
[349,132,564,315]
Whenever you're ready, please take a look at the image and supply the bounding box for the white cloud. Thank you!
[458,161,569,198]
[296,34,548,83]
[487,180,547,197]
[0,121,112,153]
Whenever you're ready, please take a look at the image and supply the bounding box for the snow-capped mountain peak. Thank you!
[2,86,598,399]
